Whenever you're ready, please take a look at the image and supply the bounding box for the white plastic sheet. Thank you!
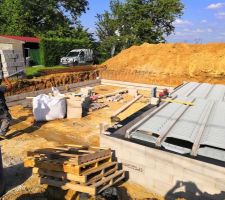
[33,94,66,121]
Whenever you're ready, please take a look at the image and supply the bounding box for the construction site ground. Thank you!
[0,85,164,200]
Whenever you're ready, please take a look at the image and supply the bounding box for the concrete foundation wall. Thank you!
[101,135,225,200]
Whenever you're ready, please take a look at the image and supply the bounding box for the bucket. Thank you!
[0,146,4,196]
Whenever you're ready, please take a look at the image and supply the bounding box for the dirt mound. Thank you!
[101,43,225,86]
[7,70,99,96]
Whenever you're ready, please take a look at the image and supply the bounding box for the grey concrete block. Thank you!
[100,135,225,198]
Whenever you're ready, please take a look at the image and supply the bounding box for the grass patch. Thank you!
[25,65,67,78]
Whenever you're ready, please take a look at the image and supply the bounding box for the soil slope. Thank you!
[102,43,225,86]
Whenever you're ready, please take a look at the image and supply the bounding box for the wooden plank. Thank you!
[64,144,89,149]
[93,170,124,187]
[65,145,109,151]
[33,168,86,183]
[97,89,128,99]
[27,148,111,165]
[82,161,117,176]
[24,155,112,175]
[76,150,111,165]
[33,162,118,184]
[162,98,195,106]
[40,170,125,196]
[24,157,49,167]
[85,163,118,185]
[65,190,80,200]
[97,171,125,194]
[40,177,96,195]
[111,95,143,122]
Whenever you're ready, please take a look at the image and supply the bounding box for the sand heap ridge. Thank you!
[102,43,225,86]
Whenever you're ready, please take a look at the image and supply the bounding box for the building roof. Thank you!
[0,35,40,43]
[127,82,225,163]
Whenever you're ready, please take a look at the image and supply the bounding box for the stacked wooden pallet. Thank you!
[24,145,125,199]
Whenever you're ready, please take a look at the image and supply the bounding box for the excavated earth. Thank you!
[101,43,225,86]
[7,70,100,96]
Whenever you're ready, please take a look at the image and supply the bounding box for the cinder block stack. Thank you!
[66,96,91,119]
[0,50,25,78]
[66,87,93,119]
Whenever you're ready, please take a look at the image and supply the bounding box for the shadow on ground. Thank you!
[11,114,33,126]
[165,181,225,200]
[4,163,32,192]
[7,121,47,139]
[16,186,135,200]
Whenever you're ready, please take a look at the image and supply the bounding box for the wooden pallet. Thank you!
[27,145,111,165]
[40,170,125,196]
[65,190,81,200]
[33,161,118,184]
[24,145,125,199]
[24,155,112,175]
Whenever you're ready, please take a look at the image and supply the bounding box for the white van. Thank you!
[60,49,93,66]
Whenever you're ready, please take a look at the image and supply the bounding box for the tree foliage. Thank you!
[96,0,184,60]
[0,0,89,37]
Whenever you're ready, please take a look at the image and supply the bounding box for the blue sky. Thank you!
[79,0,225,43]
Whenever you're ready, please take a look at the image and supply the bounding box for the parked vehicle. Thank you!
[60,49,93,66]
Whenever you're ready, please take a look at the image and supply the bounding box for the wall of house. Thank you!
[0,36,24,52]
[101,134,225,200]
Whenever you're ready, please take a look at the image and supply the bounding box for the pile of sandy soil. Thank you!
[102,43,225,86]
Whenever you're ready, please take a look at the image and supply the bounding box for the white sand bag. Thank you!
[33,94,66,121]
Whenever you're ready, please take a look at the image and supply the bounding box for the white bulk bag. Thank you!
[33,94,66,121]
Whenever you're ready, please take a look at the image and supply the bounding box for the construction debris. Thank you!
[24,145,125,198]
[89,102,108,112]
[98,89,128,99]
[107,94,123,102]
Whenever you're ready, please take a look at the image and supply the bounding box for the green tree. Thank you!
[96,0,184,60]
[0,0,30,35]
[0,0,89,37]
